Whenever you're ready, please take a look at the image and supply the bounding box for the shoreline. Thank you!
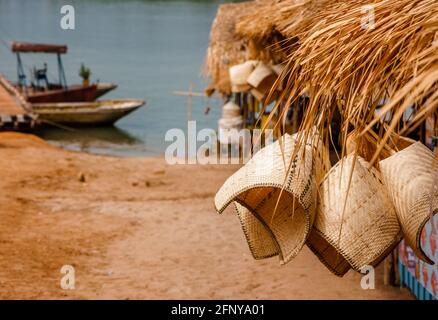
[0,132,413,299]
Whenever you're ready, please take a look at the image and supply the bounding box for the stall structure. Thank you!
[204,1,299,137]
[399,227,437,300]
[207,0,438,299]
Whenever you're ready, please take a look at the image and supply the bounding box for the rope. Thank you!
[39,119,76,132]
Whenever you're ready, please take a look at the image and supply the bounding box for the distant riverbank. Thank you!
[0,0,231,156]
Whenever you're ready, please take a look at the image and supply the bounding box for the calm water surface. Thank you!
[0,0,233,156]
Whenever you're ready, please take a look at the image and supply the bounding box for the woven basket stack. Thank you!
[218,101,244,145]
[229,61,282,102]
[215,131,438,276]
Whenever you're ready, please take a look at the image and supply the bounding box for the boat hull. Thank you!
[32,99,145,126]
[96,83,118,99]
[21,84,98,103]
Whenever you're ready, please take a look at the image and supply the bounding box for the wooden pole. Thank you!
[253,96,259,128]
[187,82,193,122]
[173,90,221,98]
[242,93,248,128]
[248,94,254,128]
[383,252,395,286]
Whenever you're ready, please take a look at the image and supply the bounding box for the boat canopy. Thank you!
[11,41,68,54]
[12,41,68,88]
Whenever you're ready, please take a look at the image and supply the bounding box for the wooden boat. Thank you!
[23,82,117,103]
[31,99,145,126]
[24,84,98,103]
[96,83,118,99]
[11,41,117,103]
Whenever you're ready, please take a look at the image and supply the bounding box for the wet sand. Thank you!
[0,133,413,299]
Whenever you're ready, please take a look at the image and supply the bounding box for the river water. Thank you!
[0,0,234,156]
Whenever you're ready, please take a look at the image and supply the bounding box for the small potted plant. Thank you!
[79,63,91,87]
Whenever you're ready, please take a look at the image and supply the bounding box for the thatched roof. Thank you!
[205,0,289,95]
[205,2,255,95]
[236,0,304,40]
[268,0,438,163]
[205,0,437,161]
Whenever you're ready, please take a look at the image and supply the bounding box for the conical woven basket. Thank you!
[247,63,274,88]
[229,60,257,86]
[379,142,438,264]
[345,130,416,164]
[308,155,401,275]
[235,202,279,259]
[306,229,351,276]
[230,132,327,261]
[215,133,317,264]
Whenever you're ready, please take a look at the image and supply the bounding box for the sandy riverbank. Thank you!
[0,132,413,299]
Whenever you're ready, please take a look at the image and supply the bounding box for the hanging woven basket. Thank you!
[379,142,438,264]
[307,155,402,275]
[235,202,279,259]
[230,131,327,262]
[215,133,318,264]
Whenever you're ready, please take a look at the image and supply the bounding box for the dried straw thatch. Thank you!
[236,0,303,40]
[205,0,291,95]
[269,0,438,162]
[235,0,300,67]
[206,0,437,160]
[204,1,256,95]
[212,0,438,273]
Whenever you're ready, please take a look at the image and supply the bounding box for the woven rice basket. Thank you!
[231,83,251,93]
[229,132,326,261]
[379,142,438,264]
[215,133,317,264]
[235,202,279,259]
[271,63,284,76]
[308,155,401,275]
[247,63,274,88]
[345,130,417,164]
[229,60,257,86]
[248,63,277,101]
[221,101,241,118]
